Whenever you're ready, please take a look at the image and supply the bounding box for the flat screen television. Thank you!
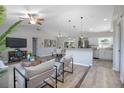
[6,37,27,48]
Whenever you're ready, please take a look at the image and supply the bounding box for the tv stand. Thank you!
[8,50,27,63]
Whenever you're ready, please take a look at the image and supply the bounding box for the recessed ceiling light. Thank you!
[103,26,107,29]
[104,18,108,21]
[73,25,76,28]
[89,28,93,31]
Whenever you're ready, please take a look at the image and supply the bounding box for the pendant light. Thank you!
[80,16,84,38]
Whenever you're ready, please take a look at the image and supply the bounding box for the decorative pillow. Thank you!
[21,62,31,67]
[31,60,42,66]
[35,57,43,62]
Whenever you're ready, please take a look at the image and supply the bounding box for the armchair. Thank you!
[60,55,73,73]
[53,55,73,83]
[53,61,64,83]
[13,59,58,88]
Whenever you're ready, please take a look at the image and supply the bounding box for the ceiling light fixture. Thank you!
[104,18,108,21]
[78,16,89,48]
[103,26,107,29]
[68,19,71,31]
[89,28,93,31]
[30,20,36,24]
[67,19,72,38]
[80,16,84,37]
[73,25,76,29]
[19,12,44,25]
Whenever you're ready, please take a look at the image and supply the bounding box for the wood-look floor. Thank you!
[8,63,88,88]
[43,64,88,88]
[80,60,123,88]
[8,59,122,88]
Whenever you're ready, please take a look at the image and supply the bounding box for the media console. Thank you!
[8,50,27,63]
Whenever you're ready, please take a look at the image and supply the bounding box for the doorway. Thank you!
[32,37,38,57]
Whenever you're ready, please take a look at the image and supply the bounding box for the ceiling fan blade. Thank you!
[9,12,25,16]
[37,18,44,21]
[31,13,38,16]
[37,21,42,25]
[27,13,32,17]
[19,16,29,19]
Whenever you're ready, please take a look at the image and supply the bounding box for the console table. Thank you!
[8,51,27,63]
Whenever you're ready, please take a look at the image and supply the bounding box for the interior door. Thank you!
[32,37,38,57]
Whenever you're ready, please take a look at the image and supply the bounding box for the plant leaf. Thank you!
[0,20,22,52]
[0,20,22,43]
[0,5,6,25]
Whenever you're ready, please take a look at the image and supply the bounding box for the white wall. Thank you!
[36,37,56,57]
[10,26,57,57]
[0,20,57,60]
[88,38,98,47]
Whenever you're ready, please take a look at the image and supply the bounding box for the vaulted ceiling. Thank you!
[1,5,115,37]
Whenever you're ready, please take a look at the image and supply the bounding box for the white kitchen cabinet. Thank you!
[93,48,113,60]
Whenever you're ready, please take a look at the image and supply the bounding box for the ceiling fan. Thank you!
[19,13,45,25]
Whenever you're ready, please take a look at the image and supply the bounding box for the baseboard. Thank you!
[74,62,92,67]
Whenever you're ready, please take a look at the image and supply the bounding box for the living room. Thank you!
[0,5,124,88]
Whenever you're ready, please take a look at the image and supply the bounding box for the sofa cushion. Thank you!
[60,55,72,62]
[35,57,45,62]
[30,61,42,66]
[24,59,55,78]
[60,55,72,67]
[21,60,42,67]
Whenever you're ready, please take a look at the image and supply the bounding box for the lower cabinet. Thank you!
[93,48,113,60]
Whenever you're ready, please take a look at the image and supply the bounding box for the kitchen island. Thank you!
[66,48,93,66]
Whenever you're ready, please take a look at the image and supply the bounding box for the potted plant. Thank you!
[0,5,23,52]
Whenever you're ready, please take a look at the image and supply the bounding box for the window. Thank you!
[98,37,113,48]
